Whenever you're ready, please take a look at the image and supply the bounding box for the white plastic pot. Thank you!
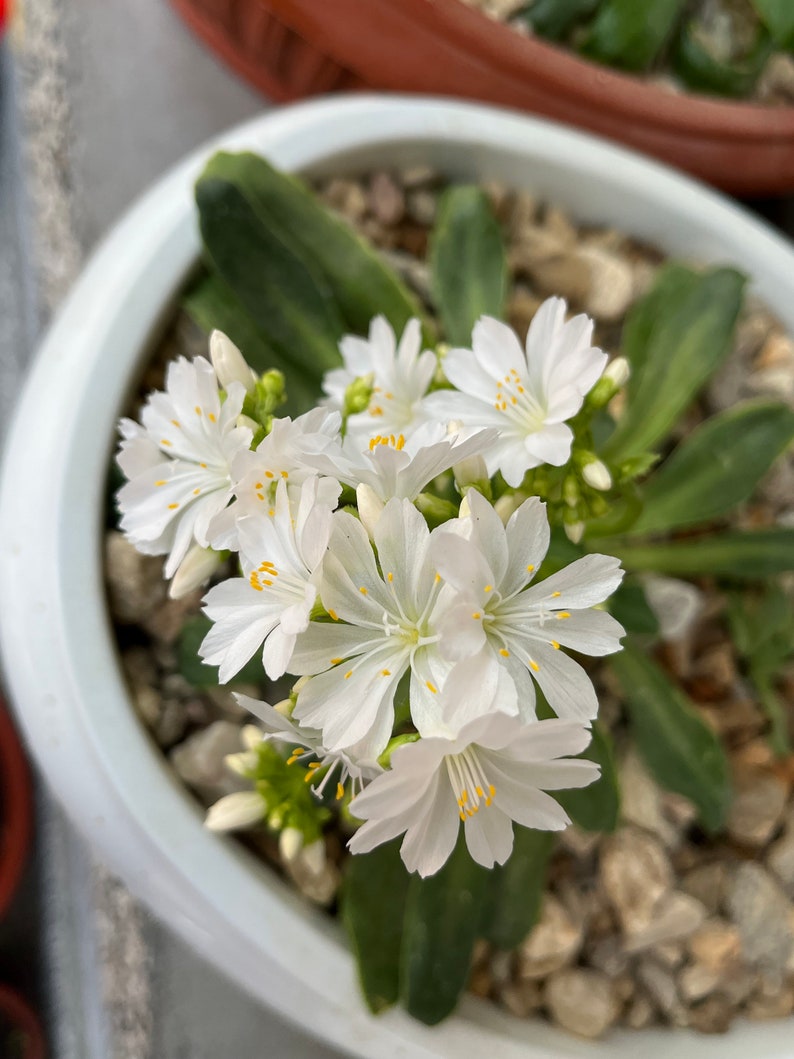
[2,97,793,1059]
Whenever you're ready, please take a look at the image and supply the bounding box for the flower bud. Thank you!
[604,356,630,389]
[356,482,385,538]
[582,458,613,492]
[343,373,375,417]
[564,520,585,544]
[279,826,304,864]
[493,492,526,524]
[205,791,266,832]
[241,725,265,750]
[236,413,261,434]
[168,545,222,599]
[453,454,490,498]
[224,750,259,777]
[209,330,257,393]
[585,356,630,410]
[273,696,294,717]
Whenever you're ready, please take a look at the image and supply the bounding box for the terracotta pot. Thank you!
[170,0,794,194]
[0,699,31,923]
[0,985,46,1059]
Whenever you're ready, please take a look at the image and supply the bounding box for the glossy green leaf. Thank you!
[604,267,746,463]
[430,186,508,346]
[611,645,732,833]
[481,827,554,951]
[183,271,317,414]
[196,176,344,383]
[609,580,660,635]
[631,400,794,535]
[622,264,696,399]
[752,0,794,49]
[673,20,772,98]
[178,614,264,688]
[582,0,687,70]
[555,723,620,833]
[200,152,429,340]
[342,840,409,1014]
[400,832,490,1025]
[603,528,794,579]
[521,0,601,40]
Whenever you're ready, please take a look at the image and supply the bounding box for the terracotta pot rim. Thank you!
[0,699,32,922]
[0,984,46,1059]
[300,0,794,136]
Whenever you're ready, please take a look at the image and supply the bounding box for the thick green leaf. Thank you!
[521,0,602,40]
[605,267,746,464]
[673,20,772,98]
[555,723,621,833]
[342,840,409,1014]
[196,176,344,382]
[631,400,794,535]
[481,827,554,951]
[622,264,696,399]
[582,0,687,70]
[611,645,732,833]
[752,0,794,49]
[178,614,264,688]
[603,528,794,579]
[430,186,507,347]
[183,271,317,414]
[200,152,429,340]
[609,580,660,635]
[400,832,490,1025]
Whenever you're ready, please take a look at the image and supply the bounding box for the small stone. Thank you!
[543,205,577,246]
[726,768,787,848]
[678,961,722,1003]
[681,862,728,915]
[579,245,634,322]
[517,893,583,979]
[368,171,405,227]
[651,941,686,969]
[557,824,600,859]
[105,531,166,623]
[622,892,707,953]
[637,959,684,1022]
[143,589,204,645]
[154,698,187,749]
[130,681,161,729]
[624,994,655,1029]
[688,641,737,702]
[506,286,543,337]
[490,950,513,988]
[468,964,492,999]
[745,982,794,1020]
[757,51,794,104]
[405,189,437,227]
[399,165,438,189]
[530,252,591,304]
[321,177,368,223]
[687,995,734,1035]
[497,979,542,1018]
[618,748,678,846]
[687,919,742,975]
[170,721,244,800]
[600,828,673,937]
[767,813,794,895]
[643,576,705,643]
[505,188,537,231]
[587,936,630,977]
[544,969,620,1039]
[727,862,794,975]
[282,837,340,906]
[204,685,250,719]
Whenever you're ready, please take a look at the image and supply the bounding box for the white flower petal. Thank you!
[464,804,514,869]
[521,553,624,610]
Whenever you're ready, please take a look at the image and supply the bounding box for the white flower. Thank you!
[208,408,341,550]
[117,355,252,578]
[432,490,624,725]
[348,705,598,877]
[425,299,607,487]
[235,693,380,800]
[289,498,472,759]
[323,316,436,442]
[307,420,497,506]
[200,477,334,682]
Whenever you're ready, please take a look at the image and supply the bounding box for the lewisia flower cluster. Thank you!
[117,302,626,878]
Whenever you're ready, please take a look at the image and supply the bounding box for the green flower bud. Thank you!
[343,373,375,417]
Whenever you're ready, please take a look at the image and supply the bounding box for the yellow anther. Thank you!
[160,439,172,446]
[330,657,343,666]
[370,406,383,416]
[193,488,200,495]
[551,640,560,650]
[435,573,441,584]
[526,564,535,572]
[171,419,180,428]
[511,396,517,405]
[208,412,217,423]
[268,508,275,517]
[195,406,201,415]
[459,810,466,821]
[476,785,484,798]
[530,660,540,672]
[291,748,305,757]
[281,470,289,479]
[168,503,179,510]
[308,762,321,770]
[336,783,345,801]
[484,585,493,593]
[254,482,263,489]
[344,670,353,680]
[557,611,571,620]
[265,470,274,478]
[381,669,391,677]
[551,591,561,598]
[387,572,394,582]
[155,480,166,487]
[493,402,501,410]
[385,392,394,400]
[329,609,339,621]
[461,790,469,803]
[200,462,207,469]
[359,586,368,595]
[426,681,438,694]
[256,493,264,501]
[499,648,510,658]
[261,579,272,587]
[472,612,481,620]
[396,434,405,450]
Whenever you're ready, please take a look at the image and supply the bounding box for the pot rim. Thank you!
[269,0,794,137]
[2,96,794,1058]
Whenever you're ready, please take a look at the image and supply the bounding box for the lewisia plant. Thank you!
[117,300,626,880]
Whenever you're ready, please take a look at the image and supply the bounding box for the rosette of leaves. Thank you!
[181,152,794,1025]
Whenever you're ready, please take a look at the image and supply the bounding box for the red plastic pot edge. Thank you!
[0,985,46,1059]
[0,699,32,922]
[265,0,794,192]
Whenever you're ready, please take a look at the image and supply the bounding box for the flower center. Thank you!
[493,369,545,432]
[368,433,406,452]
[446,747,496,821]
